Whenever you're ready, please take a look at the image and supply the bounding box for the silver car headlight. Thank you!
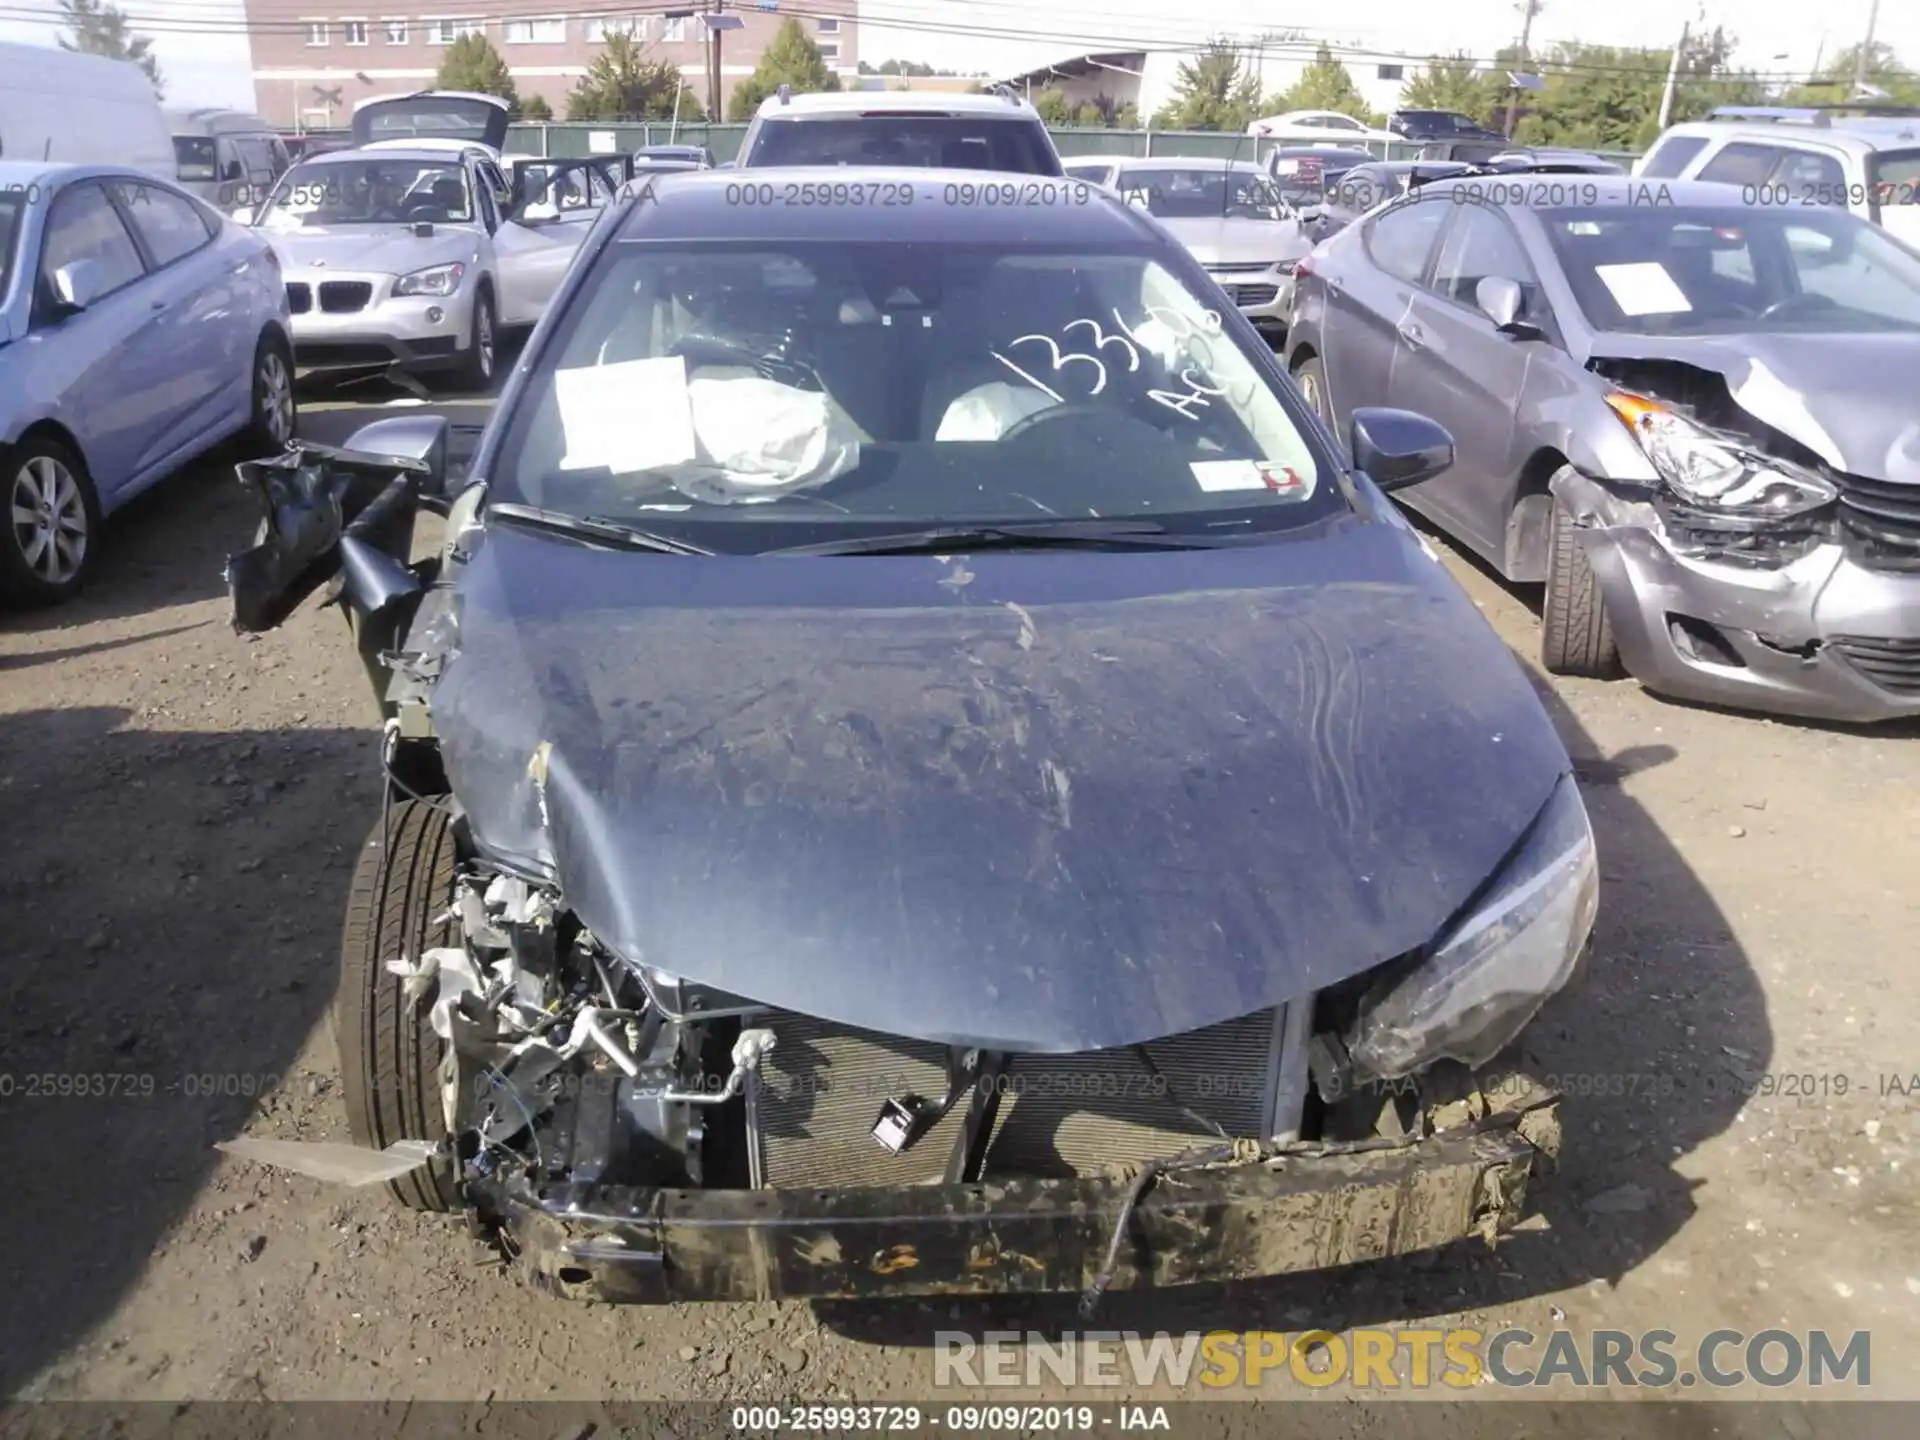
[394,261,467,298]
[1605,392,1837,519]
[1346,772,1597,1080]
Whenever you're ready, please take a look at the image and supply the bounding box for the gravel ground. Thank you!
[1,374,1915,1421]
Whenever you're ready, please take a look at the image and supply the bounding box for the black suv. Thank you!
[1388,109,1507,143]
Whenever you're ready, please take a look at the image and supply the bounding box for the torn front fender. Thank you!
[226,442,433,633]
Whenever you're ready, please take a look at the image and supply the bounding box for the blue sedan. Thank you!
[0,161,294,603]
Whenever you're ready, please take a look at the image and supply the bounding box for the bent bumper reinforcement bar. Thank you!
[472,1099,1559,1303]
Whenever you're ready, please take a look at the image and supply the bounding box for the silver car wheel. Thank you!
[1297,369,1321,416]
[11,454,88,585]
[258,348,294,447]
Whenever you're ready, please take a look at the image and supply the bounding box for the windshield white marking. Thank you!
[1004,332,1110,395]
[988,350,1065,403]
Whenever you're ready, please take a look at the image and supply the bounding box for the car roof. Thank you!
[1656,114,1920,154]
[617,165,1157,245]
[755,89,1040,119]
[0,159,162,187]
[354,88,509,112]
[1095,156,1269,174]
[300,144,482,165]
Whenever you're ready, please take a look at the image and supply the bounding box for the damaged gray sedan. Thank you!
[1287,178,1920,724]
[222,171,1590,1306]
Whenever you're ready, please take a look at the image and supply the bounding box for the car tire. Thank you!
[1293,354,1334,428]
[337,797,464,1213]
[446,285,496,395]
[0,435,102,607]
[1541,485,1621,679]
[245,331,297,454]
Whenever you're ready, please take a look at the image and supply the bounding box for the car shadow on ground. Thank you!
[814,668,1774,1347]
[0,704,378,1396]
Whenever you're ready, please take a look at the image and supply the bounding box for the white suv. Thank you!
[1634,105,1920,247]
[736,89,1064,175]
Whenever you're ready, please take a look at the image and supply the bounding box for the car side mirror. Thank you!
[52,259,102,311]
[1350,407,1454,492]
[1475,275,1542,337]
[231,205,256,226]
[223,159,246,181]
[346,415,452,499]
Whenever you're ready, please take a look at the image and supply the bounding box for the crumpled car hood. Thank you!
[262,225,479,277]
[1157,216,1311,268]
[427,519,1571,1052]
[1585,331,1920,484]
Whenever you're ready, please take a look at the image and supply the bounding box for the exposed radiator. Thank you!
[746,1009,1283,1188]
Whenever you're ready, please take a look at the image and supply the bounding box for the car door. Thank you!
[492,158,618,323]
[109,178,247,458]
[1385,199,1546,561]
[1318,194,1448,427]
[26,179,170,502]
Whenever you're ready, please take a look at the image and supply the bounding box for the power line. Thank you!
[2,0,1847,84]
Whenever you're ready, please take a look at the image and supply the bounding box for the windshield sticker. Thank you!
[1190,460,1308,495]
[554,356,697,474]
[1593,261,1693,316]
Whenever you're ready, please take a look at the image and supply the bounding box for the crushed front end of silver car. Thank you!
[1562,350,1920,724]
[217,427,1590,1306]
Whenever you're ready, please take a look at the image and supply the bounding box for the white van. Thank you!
[0,42,173,180]
[167,107,291,212]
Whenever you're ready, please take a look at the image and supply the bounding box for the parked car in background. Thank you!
[1286,175,1920,723]
[1265,146,1375,208]
[0,162,293,603]
[737,89,1062,174]
[634,144,713,169]
[1064,157,1310,336]
[238,140,618,390]
[1303,160,1473,241]
[1497,148,1624,174]
[1389,109,1507,144]
[350,91,512,158]
[1635,105,1920,247]
[222,165,1589,1306]
[167,108,290,214]
[0,43,174,181]
[1248,109,1397,152]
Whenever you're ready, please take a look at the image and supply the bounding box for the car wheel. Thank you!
[245,332,297,454]
[1293,354,1334,428]
[337,797,464,1212]
[1541,485,1621,679]
[0,436,101,606]
[446,286,496,394]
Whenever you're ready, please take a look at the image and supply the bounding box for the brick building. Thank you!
[243,1,860,126]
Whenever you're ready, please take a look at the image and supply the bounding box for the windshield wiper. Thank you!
[487,502,714,556]
[763,519,1218,557]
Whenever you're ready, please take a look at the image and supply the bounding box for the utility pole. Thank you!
[1852,0,1880,96]
[1658,20,1689,130]
[707,1,723,123]
[1505,0,1543,138]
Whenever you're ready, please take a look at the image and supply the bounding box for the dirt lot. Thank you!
[1,375,1915,1423]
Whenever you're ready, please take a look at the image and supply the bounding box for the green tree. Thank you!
[520,93,553,121]
[1151,39,1262,131]
[1266,44,1381,127]
[567,35,703,121]
[727,17,841,120]
[57,0,163,96]
[1783,42,1920,106]
[1503,35,1765,151]
[1033,87,1073,124]
[1398,54,1497,124]
[435,32,519,114]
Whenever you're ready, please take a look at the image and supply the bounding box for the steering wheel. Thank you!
[1758,291,1839,322]
[999,400,1112,442]
[668,334,822,392]
[404,204,444,225]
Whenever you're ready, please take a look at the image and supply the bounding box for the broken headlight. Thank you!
[1605,393,1837,519]
[1346,772,1597,1081]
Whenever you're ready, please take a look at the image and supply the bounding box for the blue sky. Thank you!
[0,0,1909,110]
